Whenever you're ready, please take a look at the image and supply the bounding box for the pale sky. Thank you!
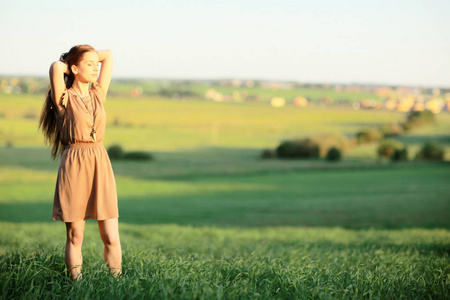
[1,0,449,87]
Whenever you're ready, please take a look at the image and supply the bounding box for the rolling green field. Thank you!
[1,93,450,154]
[1,90,450,299]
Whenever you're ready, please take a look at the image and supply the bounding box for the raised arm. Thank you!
[96,49,113,97]
[49,61,69,113]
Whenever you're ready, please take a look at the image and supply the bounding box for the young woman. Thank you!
[39,45,121,280]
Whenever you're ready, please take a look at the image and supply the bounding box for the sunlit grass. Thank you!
[1,149,449,228]
[0,94,408,149]
[1,93,449,158]
[1,91,450,298]
[1,222,449,299]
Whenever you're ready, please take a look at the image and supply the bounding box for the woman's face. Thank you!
[72,51,99,83]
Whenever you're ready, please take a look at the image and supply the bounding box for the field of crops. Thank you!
[1,93,449,152]
[1,88,449,299]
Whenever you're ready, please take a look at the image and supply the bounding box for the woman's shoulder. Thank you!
[90,82,106,103]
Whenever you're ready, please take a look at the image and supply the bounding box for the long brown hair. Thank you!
[39,45,96,159]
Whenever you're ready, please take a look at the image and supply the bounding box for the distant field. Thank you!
[107,80,384,102]
[0,93,449,157]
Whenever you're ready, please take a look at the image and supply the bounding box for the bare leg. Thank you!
[65,220,86,280]
[98,218,122,276]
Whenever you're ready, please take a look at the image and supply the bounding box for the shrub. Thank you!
[123,151,153,161]
[107,144,124,159]
[377,139,404,159]
[261,149,275,159]
[311,133,349,158]
[112,117,121,126]
[326,147,341,162]
[380,123,403,137]
[107,144,153,161]
[356,127,383,144]
[392,148,408,161]
[276,139,320,159]
[403,110,435,131]
[415,141,444,161]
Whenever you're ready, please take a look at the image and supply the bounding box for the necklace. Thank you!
[72,87,97,142]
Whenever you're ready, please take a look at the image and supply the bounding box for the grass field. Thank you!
[2,223,449,299]
[1,90,450,298]
[1,93,450,154]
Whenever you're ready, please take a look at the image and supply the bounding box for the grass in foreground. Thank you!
[1,157,449,298]
[1,223,449,299]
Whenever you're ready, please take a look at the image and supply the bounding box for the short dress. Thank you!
[52,83,119,222]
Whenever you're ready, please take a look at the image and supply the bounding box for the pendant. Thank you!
[92,129,97,142]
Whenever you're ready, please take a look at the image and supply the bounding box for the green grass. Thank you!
[1,223,449,299]
[0,93,412,149]
[1,148,450,298]
[1,91,450,298]
[1,148,449,228]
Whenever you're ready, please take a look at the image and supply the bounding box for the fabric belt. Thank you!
[64,142,103,149]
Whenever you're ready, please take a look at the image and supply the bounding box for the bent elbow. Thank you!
[104,49,113,59]
[49,61,57,76]
[49,61,64,77]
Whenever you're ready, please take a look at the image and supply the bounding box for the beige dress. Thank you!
[52,83,118,222]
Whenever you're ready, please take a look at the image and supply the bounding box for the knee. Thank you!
[101,233,120,247]
[67,229,84,247]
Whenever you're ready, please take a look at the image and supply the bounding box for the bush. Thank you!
[356,127,383,144]
[392,148,408,161]
[377,139,408,161]
[380,123,404,137]
[261,149,275,159]
[326,147,341,162]
[311,133,349,158]
[377,139,404,159]
[403,110,435,131]
[107,144,124,159]
[415,141,444,161]
[123,151,153,161]
[107,144,153,161]
[276,139,320,159]
[112,117,121,126]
